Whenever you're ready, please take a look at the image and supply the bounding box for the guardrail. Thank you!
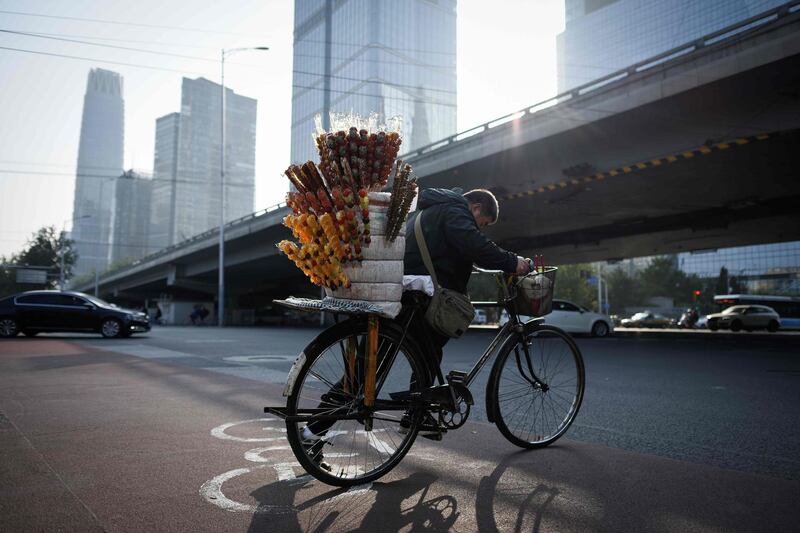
[84,201,289,286]
[403,0,800,159]
[82,0,800,289]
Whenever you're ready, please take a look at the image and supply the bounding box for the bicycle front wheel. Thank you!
[285,317,429,487]
[489,324,585,448]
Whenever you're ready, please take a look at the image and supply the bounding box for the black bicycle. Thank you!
[266,267,585,487]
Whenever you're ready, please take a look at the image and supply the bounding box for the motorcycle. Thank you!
[677,309,700,329]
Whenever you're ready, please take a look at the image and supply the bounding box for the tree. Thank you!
[0,226,77,297]
[638,256,685,302]
[715,266,729,296]
[605,268,642,315]
[553,263,597,310]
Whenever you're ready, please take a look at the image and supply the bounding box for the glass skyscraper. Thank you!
[149,78,257,248]
[149,112,180,252]
[291,0,457,164]
[111,170,152,264]
[557,0,792,93]
[71,68,124,277]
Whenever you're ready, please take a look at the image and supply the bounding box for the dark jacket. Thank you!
[404,188,518,293]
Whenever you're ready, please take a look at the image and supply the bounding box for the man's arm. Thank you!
[443,207,519,272]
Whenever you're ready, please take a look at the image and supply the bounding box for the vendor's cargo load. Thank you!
[276,113,418,317]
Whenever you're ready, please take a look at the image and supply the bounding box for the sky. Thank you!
[0,0,564,258]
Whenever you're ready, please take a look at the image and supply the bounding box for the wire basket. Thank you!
[514,267,557,317]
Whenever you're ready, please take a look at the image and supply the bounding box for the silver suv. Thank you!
[706,305,780,332]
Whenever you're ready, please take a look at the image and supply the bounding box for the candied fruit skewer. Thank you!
[389,178,418,242]
[316,188,334,213]
[358,188,371,246]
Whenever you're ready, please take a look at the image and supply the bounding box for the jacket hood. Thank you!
[417,187,468,210]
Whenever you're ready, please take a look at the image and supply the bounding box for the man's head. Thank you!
[463,189,499,228]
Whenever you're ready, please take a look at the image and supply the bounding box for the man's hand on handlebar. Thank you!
[515,256,532,275]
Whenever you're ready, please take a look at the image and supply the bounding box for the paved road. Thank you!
[1,327,798,532]
[73,325,800,480]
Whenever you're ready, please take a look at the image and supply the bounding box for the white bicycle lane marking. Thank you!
[209,418,286,442]
[201,418,373,514]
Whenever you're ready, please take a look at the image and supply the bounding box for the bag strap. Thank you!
[414,210,440,288]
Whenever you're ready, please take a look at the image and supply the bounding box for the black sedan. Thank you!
[0,290,150,338]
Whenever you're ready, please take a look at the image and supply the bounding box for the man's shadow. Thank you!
[247,471,458,532]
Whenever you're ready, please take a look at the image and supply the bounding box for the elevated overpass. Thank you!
[76,2,800,312]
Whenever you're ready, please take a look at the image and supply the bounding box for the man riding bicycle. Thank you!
[403,187,531,359]
[303,187,531,453]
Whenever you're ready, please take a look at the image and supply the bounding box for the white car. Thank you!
[471,309,488,325]
[501,299,614,337]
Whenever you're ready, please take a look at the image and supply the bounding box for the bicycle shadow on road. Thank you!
[476,451,561,533]
[246,471,458,532]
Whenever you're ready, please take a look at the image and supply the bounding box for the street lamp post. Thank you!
[218,46,268,327]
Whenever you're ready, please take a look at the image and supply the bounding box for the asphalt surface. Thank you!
[1,326,798,532]
[73,325,800,480]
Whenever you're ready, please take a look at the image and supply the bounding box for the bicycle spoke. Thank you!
[494,326,584,448]
[287,321,426,485]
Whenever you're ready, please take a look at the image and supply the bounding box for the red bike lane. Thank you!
[1,337,798,532]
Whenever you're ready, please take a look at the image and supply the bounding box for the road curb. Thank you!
[612,328,800,341]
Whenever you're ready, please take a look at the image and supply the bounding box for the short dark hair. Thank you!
[463,189,499,224]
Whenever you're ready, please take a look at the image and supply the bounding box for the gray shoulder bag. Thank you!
[414,211,475,338]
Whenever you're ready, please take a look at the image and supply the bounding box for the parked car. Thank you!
[619,311,674,328]
[706,305,780,332]
[500,299,614,337]
[471,309,488,325]
[0,290,150,338]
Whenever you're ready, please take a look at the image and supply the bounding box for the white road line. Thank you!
[244,446,291,463]
[210,418,287,442]
[356,429,395,455]
[224,355,296,364]
[273,462,302,481]
[199,465,297,515]
[201,423,379,515]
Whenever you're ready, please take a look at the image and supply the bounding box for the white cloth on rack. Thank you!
[402,275,434,296]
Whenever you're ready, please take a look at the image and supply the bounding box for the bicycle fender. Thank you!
[283,352,307,397]
[484,318,546,423]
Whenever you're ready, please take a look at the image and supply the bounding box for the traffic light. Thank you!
[693,290,701,301]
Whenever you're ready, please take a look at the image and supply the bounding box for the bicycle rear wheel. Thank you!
[489,325,585,448]
[285,317,429,487]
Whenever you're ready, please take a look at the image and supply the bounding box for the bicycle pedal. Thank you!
[446,370,468,385]
[420,430,444,441]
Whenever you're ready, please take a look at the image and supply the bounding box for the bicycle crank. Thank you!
[439,399,471,430]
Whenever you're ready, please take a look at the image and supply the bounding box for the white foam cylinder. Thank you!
[362,236,405,261]
[325,282,403,302]
[344,260,404,284]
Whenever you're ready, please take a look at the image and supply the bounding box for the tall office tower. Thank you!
[169,77,257,244]
[111,170,153,264]
[148,112,180,252]
[290,0,457,163]
[556,0,792,93]
[71,68,124,277]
